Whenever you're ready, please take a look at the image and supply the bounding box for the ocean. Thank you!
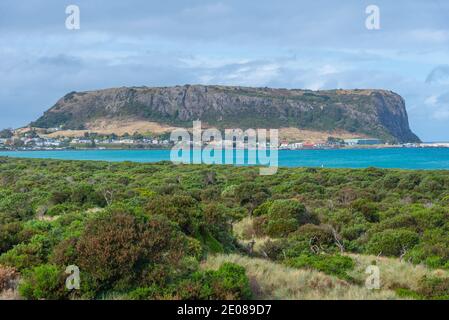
[1,148,449,170]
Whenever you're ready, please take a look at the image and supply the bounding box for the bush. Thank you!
[205,262,251,299]
[285,254,355,281]
[128,262,252,300]
[366,229,419,257]
[127,285,165,300]
[253,201,273,217]
[264,199,311,237]
[75,210,187,292]
[50,188,71,205]
[0,234,53,270]
[260,239,288,260]
[46,203,79,217]
[292,224,334,246]
[252,216,268,237]
[341,224,367,241]
[0,222,23,253]
[19,264,66,300]
[416,276,449,300]
[406,229,449,268]
[201,203,235,251]
[50,237,78,267]
[71,183,106,207]
[146,195,199,234]
[350,199,379,222]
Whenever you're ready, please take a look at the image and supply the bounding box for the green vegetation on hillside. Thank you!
[0,157,448,300]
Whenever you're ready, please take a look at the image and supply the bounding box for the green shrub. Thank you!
[50,237,78,267]
[201,203,235,252]
[50,188,71,205]
[46,203,78,217]
[178,262,252,300]
[259,239,288,260]
[406,229,449,268]
[253,201,273,217]
[264,199,311,237]
[291,224,334,246]
[233,182,270,214]
[71,183,106,207]
[146,195,199,234]
[19,264,66,300]
[416,276,449,300]
[128,262,252,300]
[341,224,367,241]
[350,199,379,222]
[0,222,23,253]
[0,234,53,270]
[285,254,355,281]
[366,229,419,257]
[127,285,163,300]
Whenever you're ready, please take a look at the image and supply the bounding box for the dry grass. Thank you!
[40,118,366,143]
[202,254,399,300]
[228,219,449,300]
[46,118,180,138]
[347,254,449,292]
[0,289,21,300]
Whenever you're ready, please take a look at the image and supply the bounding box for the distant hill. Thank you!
[31,85,420,143]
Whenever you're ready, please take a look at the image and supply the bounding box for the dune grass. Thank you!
[202,254,399,300]
[347,254,449,292]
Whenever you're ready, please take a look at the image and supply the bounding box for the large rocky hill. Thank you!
[31,85,420,143]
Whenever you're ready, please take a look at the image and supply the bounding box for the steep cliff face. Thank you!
[32,85,420,143]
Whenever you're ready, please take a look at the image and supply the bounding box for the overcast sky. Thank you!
[1,0,448,141]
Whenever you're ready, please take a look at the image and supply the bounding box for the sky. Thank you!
[0,0,448,141]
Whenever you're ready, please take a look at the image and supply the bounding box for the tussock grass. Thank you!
[231,218,449,300]
[347,254,449,292]
[202,254,399,300]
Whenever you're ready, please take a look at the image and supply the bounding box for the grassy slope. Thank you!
[229,218,449,300]
[203,253,448,300]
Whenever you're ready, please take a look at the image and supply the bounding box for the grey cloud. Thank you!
[38,54,82,67]
[426,65,449,84]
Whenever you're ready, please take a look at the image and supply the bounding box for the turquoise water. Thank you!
[1,148,449,170]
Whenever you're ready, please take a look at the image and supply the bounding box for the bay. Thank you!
[1,148,449,170]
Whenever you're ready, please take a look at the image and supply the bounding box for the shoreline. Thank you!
[0,145,449,152]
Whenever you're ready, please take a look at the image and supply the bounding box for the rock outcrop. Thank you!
[32,85,420,143]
